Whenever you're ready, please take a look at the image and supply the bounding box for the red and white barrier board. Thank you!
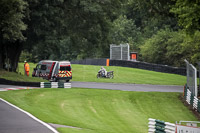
[176,124,200,133]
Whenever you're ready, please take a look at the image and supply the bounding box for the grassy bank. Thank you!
[0,88,197,133]
[17,63,186,85]
[71,64,186,85]
[0,69,47,82]
[0,62,47,82]
[1,62,186,85]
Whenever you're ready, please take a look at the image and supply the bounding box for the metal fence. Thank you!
[184,59,198,97]
[110,44,130,60]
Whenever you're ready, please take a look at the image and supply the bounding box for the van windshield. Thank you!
[60,66,71,71]
[36,64,46,70]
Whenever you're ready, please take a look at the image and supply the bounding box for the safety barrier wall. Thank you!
[71,58,107,66]
[40,82,71,88]
[71,59,186,76]
[184,84,200,112]
[148,118,176,133]
[110,60,186,76]
[0,78,40,87]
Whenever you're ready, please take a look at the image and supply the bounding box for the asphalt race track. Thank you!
[71,81,184,92]
[0,98,57,133]
[0,82,184,92]
[0,84,37,91]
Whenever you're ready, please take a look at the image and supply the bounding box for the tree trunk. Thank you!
[0,42,5,69]
[0,43,3,69]
[6,41,23,72]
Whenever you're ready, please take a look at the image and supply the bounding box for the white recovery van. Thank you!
[32,60,72,82]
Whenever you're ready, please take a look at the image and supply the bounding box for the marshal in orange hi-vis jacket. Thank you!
[24,61,30,76]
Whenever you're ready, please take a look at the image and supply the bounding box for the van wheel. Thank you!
[53,77,57,82]
[39,72,41,77]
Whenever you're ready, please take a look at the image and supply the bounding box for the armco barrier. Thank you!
[40,82,71,88]
[71,58,107,66]
[109,60,186,76]
[148,118,175,133]
[71,59,186,76]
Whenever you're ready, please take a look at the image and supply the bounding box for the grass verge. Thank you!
[17,63,186,85]
[0,69,47,82]
[71,64,186,85]
[0,88,197,133]
[0,62,47,82]
[1,63,186,85]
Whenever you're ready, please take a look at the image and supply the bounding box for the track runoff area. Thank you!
[158,60,200,133]
[0,98,58,133]
[148,60,200,133]
[72,60,199,132]
[1,60,200,132]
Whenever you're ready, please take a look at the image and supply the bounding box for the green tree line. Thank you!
[0,0,200,71]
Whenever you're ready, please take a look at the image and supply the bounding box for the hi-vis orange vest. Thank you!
[25,63,30,71]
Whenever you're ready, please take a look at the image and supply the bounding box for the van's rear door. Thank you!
[58,62,72,78]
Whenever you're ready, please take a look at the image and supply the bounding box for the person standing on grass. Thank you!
[24,61,30,76]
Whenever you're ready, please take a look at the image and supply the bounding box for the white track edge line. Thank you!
[0,98,59,133]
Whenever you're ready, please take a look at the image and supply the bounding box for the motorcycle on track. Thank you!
[97,71,114,79]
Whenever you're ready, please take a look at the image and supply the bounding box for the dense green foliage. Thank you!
[110,15,141,51]
[141,29,185,66]
[170,0,200,34]
[0,0,27,41]
[1,0,200,71]
[24,0,125,62]
[0,0,28,71]
[0,88,197,133]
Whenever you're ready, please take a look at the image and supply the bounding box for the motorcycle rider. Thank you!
[99,66,107,77]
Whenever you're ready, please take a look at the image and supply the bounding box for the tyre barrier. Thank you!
[148,118,175,133]
[40,82,71,88]
[184,84,200,112]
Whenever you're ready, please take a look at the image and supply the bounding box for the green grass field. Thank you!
[0,69,47,82]
[0,62,47,82]
[16,63,186,85]
[71,64,186,85]
[0,88,197,133]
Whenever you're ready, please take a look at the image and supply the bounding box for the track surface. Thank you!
[71,81,184,92]
[0,99,56,133]
[0,84,36,91]
[0,82,183,92]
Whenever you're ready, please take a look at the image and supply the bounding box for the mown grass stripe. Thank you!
[0,88,197,133]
